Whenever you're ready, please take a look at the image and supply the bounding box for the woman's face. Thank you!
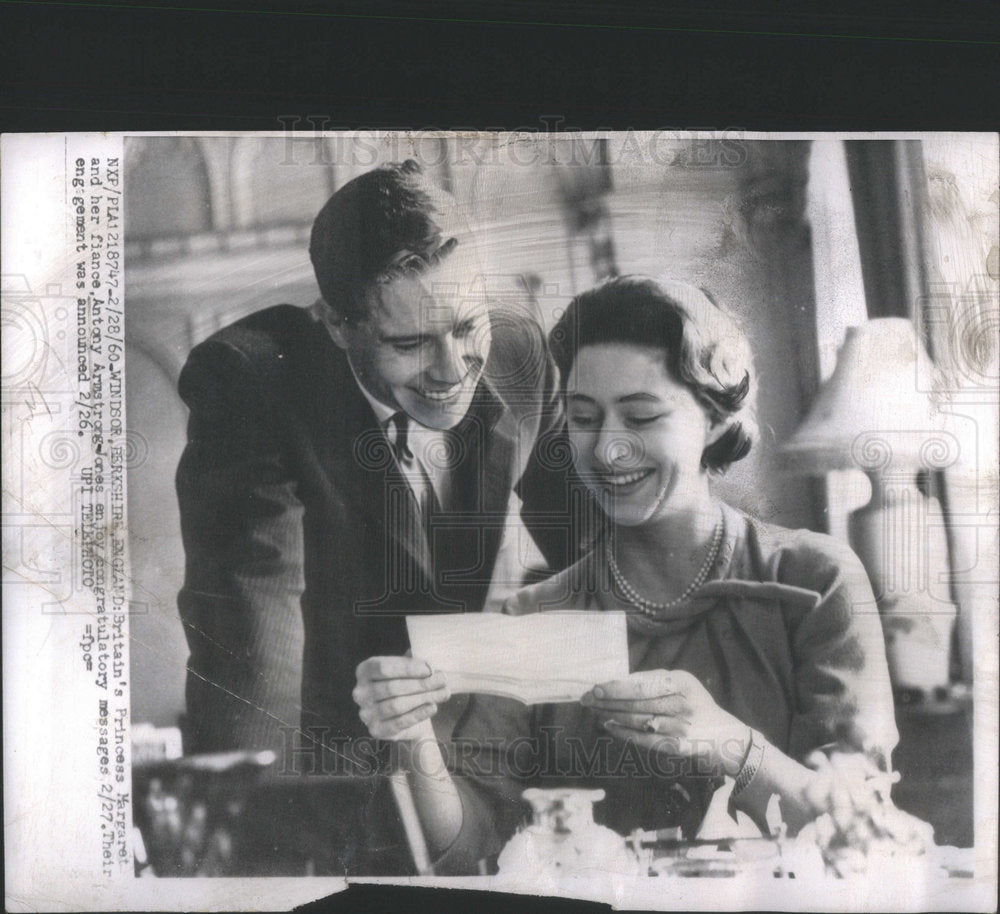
[565,343,715,526]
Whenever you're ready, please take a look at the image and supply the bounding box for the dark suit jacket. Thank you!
[176,303,579,759]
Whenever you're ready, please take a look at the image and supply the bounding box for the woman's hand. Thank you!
[802,749,901,828]
[353,656,451,741]
[797,750,930,872]
[581,669,750,776]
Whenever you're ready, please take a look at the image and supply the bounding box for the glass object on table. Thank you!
[496,787,642,880]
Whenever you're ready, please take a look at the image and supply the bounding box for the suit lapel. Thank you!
[445,382,506,511]
[432,382,514,603]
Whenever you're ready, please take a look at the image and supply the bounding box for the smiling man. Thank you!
[174,161,575,779]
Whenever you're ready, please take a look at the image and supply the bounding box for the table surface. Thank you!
[634,835,975,879]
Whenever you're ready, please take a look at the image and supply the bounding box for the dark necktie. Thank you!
[389,411,414,463]
[387,412,439,542]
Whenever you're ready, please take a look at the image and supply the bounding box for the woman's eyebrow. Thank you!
[568,392,665,405]
[616,393,662,404]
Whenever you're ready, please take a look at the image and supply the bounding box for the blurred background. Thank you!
[124,134,997,854]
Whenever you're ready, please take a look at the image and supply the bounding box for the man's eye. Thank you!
[392,341,423,353]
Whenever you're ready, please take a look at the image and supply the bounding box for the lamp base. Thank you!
[848,471,957,694]
[879,596,955,696]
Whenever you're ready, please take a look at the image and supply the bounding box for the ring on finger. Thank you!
[643,716,664,734]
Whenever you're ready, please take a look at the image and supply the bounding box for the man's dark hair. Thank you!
[309,159,459,323]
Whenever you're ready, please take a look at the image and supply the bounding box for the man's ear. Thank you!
[318,303,350,350]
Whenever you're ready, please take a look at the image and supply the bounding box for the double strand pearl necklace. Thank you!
[606,508,724,618]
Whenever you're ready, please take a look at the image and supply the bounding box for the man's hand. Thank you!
[353,656,451,741]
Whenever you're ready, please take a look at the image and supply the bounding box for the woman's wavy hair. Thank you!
[549,275,757,473]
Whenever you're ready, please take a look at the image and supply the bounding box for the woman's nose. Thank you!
[594,426,641,467]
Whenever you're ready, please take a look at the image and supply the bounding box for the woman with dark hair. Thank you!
[353,276,898,874]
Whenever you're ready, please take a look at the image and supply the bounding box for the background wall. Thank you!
[124,135,825,730]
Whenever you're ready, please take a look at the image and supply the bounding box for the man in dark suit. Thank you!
[175,160,576,781]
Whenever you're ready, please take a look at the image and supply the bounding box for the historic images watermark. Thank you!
[277,725,747,781]
[275,119,749,170]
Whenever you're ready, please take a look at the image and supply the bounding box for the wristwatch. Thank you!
[731,727,766,797]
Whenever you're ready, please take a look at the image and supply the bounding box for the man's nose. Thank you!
[428,336,465,384]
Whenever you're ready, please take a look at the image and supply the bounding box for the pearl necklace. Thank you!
[606,510,724,618]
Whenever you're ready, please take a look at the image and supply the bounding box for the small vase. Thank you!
[497,787,640,881]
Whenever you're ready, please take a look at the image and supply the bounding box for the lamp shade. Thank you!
[783,318,950,473]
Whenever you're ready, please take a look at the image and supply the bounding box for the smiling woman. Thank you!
[353,276,901,875]
[552,277,756,587]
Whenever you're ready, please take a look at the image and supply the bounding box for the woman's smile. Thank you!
[589,466,655,493]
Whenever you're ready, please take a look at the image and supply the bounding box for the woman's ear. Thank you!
[704,415,731,450]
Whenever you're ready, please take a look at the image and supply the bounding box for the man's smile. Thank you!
[412,367,481,404]
[417,383,465,402]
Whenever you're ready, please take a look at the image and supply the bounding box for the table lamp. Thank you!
[782,318,959,697]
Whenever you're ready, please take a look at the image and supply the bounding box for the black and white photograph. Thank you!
[3,129,998,910]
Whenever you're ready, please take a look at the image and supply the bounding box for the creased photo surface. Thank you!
[2,130,997,912]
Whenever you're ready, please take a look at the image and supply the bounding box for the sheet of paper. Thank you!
[406,611,629,704]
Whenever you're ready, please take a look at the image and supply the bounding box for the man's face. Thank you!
[337,249,493,430]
